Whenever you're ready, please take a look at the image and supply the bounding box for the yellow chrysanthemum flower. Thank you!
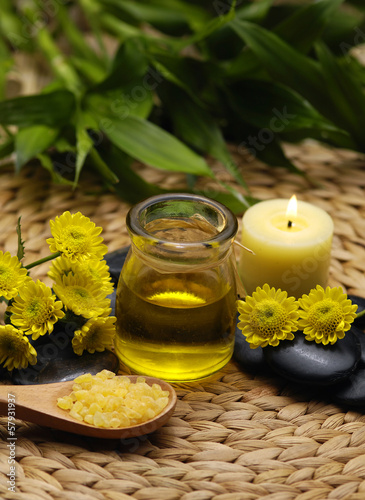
[0,325,37,371]
[0,251,29,300]
[46,211,108,263]
[53,274,111,318]
[72,316,116,355]
[48,256,113,296]
[237,283,300,349]
[298,285,358,345]
[9,280,65,340]
[47,255,73,281]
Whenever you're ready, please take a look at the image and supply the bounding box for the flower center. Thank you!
[0,265,14,289]
[24,299,51,325]
[307,299,344,334]
[64,227,89,254]
[74,287,90,299]
[252,299,287,338]
[0,333,20,354]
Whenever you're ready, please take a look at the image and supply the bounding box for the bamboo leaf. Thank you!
[254,137,302,176]
[315,42,365,149]
[75,127,94,187]
[88,147,120,185]
[161,85,248,189]
[97,0,198,32]
[0,137,14,161]
[230,20,333,120]
[195,185,256,214]
[151,54,207,107]
[224,0,343,81]
[0,90,75,128]
[274,0,344,53]
[86,83,153,121]
[98,114,214,177]
[95,38,149,92]
[37,152,74,186]
[97,142,169,203]
[15,125,59,172]
[226,79,355,149]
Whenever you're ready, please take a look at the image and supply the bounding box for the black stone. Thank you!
[104,246,130,284]
[9,312,120,385]
[11,349,120,385]
[351,326,365,367]
[349,295,365,330]
[263,330,361,386]
[233,319,271,374]
[330,366,365,408]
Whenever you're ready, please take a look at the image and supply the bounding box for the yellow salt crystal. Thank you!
[57,396,73,410]
[56,370,169,428]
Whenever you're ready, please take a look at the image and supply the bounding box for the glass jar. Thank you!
[114,193,238,382]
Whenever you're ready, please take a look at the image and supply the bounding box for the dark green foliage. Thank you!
[0,0,364,213]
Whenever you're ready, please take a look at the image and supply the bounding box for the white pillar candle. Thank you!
[239,197,334,298]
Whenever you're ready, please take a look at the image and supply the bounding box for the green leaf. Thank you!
[172,0,237,51]
[274,0,344,53]
[98,114,214,177]
[95,38,149,92]
[223,0,343,81]
[315,42,365,150]
[100,12,145,40]
[97,0,195,32]
[254,137,302,176]
[69,57,107,85]
[236,0,273,22]
[86,82,153,121]
[88,147,120,185]
[75,129,94,187]
[0,90,75,128]
[322,5,365,52]
[230,20,331,118]
[37,152,74,186]
[15,125,59,172]
[161,85,248,189]
[194,186,256,214]
[0,137,14,161]
[151,53,207,107]
[16,217,25,261]
[225,80,355,149]
[97,142,170,203]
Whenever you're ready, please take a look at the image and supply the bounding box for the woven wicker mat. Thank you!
[1,141,365,500]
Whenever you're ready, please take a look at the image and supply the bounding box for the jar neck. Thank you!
[126,194,238,273]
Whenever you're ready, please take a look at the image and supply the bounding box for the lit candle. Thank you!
[239,197,334,298]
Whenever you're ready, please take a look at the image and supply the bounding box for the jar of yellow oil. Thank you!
[115,194,238,381]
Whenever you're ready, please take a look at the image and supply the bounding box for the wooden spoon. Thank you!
[0,376,177,439]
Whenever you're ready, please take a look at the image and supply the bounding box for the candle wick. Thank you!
[288,220,293,228]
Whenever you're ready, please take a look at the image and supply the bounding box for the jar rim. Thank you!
[127,193,238,248]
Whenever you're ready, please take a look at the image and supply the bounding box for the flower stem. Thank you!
[25,252,61,270]
[356,309,365,320]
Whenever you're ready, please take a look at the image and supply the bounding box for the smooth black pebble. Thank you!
[11,349,120,385]
[349,295,365,329]
[329,327,365,407]
[263,330,361,386]
[233,319,272,373]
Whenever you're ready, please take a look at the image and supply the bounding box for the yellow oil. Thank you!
[115,271,236,381]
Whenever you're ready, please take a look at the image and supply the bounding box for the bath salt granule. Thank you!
[57,370,169,428]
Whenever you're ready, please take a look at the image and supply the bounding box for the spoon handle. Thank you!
[0,382,75,429]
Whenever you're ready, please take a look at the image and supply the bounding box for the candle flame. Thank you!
[286,195,297,221]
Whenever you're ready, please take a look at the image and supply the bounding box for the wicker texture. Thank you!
[0,141,365,499]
